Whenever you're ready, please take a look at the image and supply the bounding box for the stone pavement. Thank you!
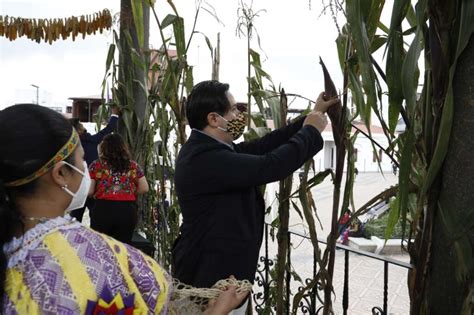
[259,236,411,314]
[259,172,410,314]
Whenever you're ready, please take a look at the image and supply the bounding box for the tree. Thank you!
[337,0,474,313]
[118,0,150,148]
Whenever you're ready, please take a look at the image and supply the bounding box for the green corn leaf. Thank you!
[405,4,417,27]
[290,200,304,221]
[161,14,177,29]
[336,31,349,72]
[386,0,409,133]
[173,17,186,59]
[348,66,366,121]
[346,0,377,127]
[194,31,213,58]
[306,169,333,190]
[378,21,389,34]
[398,127,414,239]
[250,113,267,128]
[341,141,357,214]
[184,65,194,95]
[131,0,144,48]
[385,195,400,240]
[363,0,385,41]
[370,35,387,53]
[401,29,422,114]
[131,48,146,70]
[105,43,115,74]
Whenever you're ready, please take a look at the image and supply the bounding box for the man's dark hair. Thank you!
[185,80,231,130]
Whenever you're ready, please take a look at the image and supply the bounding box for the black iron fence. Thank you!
[252,224,412,314]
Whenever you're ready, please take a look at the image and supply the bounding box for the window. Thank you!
[373,149,383,162]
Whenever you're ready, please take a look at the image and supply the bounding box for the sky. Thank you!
[0,0,376,111]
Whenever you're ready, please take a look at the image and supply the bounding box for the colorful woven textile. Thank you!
[2,216,171,314]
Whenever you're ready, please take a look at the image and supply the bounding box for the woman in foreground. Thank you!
[0,104,247,314]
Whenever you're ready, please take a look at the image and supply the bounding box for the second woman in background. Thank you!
[89,133,149,243]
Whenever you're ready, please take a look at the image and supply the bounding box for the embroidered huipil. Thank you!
[89,160,144,201]
[2,216,171,314]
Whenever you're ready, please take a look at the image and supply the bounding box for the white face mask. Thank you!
[61,161,91,212]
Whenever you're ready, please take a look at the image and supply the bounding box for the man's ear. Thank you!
[207,112,220,127]
[50,162,69,187]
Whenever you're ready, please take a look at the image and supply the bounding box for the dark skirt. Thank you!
[90,199,137,244]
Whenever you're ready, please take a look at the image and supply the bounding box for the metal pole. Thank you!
[88,99,92,122]
[30,84,39,104]
[343,250,349,314]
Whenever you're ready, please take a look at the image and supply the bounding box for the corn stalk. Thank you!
[103,0,211,270]
[334,0,474,313]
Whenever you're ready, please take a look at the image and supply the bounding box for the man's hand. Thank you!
[314,92,339,113]
[303,111,328,133]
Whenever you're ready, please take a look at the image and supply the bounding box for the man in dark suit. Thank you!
[172,81,337,310]
[69,106,119,222]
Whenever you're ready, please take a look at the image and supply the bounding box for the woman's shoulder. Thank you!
[129,160,140,168]
[89,159,106,169]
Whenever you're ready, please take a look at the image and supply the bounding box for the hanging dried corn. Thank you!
[0,9,112,44]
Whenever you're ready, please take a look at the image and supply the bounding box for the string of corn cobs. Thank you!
[0,9,112,44]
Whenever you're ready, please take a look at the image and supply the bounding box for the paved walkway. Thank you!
[260,172,410,314]
[259,235,410,314]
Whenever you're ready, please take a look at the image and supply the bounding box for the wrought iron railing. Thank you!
[252,224,412,314]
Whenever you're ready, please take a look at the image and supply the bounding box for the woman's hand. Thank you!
[203,276,250,315]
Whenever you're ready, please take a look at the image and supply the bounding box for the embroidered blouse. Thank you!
[89,160,144,201]
[2,216,171,314]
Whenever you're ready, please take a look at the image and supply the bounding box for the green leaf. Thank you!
[336,31,349,72]
[194,31,213,58]
[184,66,194,95]
[131,0,144,48]
[173,17,186,59]
[348,66,366,120]
[398,127,414,239]
[384,196,400,240]
[370,35,387,53]
[386,0,409,133]
[306,169,333,190]
[131,48,146,70]
[364,0,385,41]
[346,0,377,127]
[290,200,304,221]
[378,21,389,34]
[105,43,115,73]
[161,14,177,29]
[401,29,422,114]
[250,113,267,128]
[341,132,358,213]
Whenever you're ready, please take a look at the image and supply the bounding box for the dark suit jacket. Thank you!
[81,116,118,165]
[172,117,324,288]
